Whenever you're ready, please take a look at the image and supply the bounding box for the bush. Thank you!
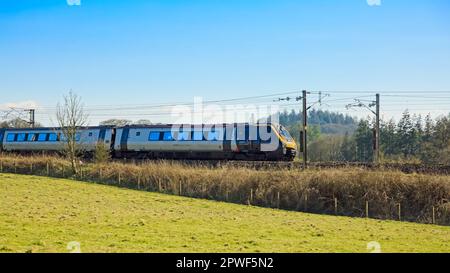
[93,143,110,164]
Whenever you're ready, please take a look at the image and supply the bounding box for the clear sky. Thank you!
[1,0,449,125]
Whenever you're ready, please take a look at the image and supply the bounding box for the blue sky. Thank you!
[1,0,449,125]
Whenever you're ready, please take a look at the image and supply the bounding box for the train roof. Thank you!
[1,126,115,131]
[118,122,280,128]
[1,122,282,131]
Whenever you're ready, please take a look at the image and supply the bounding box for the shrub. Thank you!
[93,143,111,164]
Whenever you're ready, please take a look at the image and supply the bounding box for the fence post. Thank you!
[46,162,49,176]
[277,192,280,209]
[30,163,33,174]
[334,198,338,215]
[365,201,369,218]
[249,188,253,205]
[398,203,401,221]
[118,172,121,184]
[0,161,2,173]
[432,206,436,225]
[99,168,102,181]
[304,193,308,211]
[179,181,182,195]
[14,160,16,173]
[158,179,161,192]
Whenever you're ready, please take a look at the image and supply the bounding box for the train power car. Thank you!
[0,127,114,155]
[0,123,297,161]
[113,123,297,161]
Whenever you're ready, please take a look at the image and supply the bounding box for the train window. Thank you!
[279,127,293,141]
[27,133,37,142]
[136,132,141,137]
[6,133,16,142]
[206,130,218,141]
[38,133,47,142]
[88,132,93,137]
[178,131,191,141]
[149,131,161,141]
[48,133,58,142]
[17,133,26,142]
[162,131,174,141]
[75,133,81,141]
[193,131,203,141]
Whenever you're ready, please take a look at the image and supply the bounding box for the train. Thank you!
[0,123,297,161]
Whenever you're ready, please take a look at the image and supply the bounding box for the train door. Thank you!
[223,124,237,153]
[110,128,116,151]
[120,127,130,152]
[230,126,238,152]
[0,129,5,151]
[235,124,250,152]
[98,127,112,153]
[98,128,106,143]
[248,125,260,152]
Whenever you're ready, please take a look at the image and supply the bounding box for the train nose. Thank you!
[286,148,297,158]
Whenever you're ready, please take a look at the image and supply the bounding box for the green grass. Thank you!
[0,173,449,253]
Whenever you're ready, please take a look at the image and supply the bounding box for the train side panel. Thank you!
[126,128,223,152]
[113,124,296,161]
[114,126,225,159]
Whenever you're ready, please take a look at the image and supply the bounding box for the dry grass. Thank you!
[0,153,449,225]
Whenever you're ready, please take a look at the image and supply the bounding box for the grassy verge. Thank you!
[0,154,449,225]
[0,173,449,253]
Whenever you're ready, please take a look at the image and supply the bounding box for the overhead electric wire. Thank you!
[4,89,449,126]
[34,90,304,111]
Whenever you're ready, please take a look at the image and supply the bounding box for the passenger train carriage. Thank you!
[0,123,297,161]
[0,127,113,154]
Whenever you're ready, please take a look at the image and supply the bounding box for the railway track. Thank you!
[118,158,450,175]
[214,161,450,174]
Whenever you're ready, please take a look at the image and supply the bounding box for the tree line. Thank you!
[304,111,450,164]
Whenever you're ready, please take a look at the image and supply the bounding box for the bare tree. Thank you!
[56,91,88,174]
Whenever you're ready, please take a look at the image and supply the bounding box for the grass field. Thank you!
[1,154,449,224]
[0,173,449,253]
